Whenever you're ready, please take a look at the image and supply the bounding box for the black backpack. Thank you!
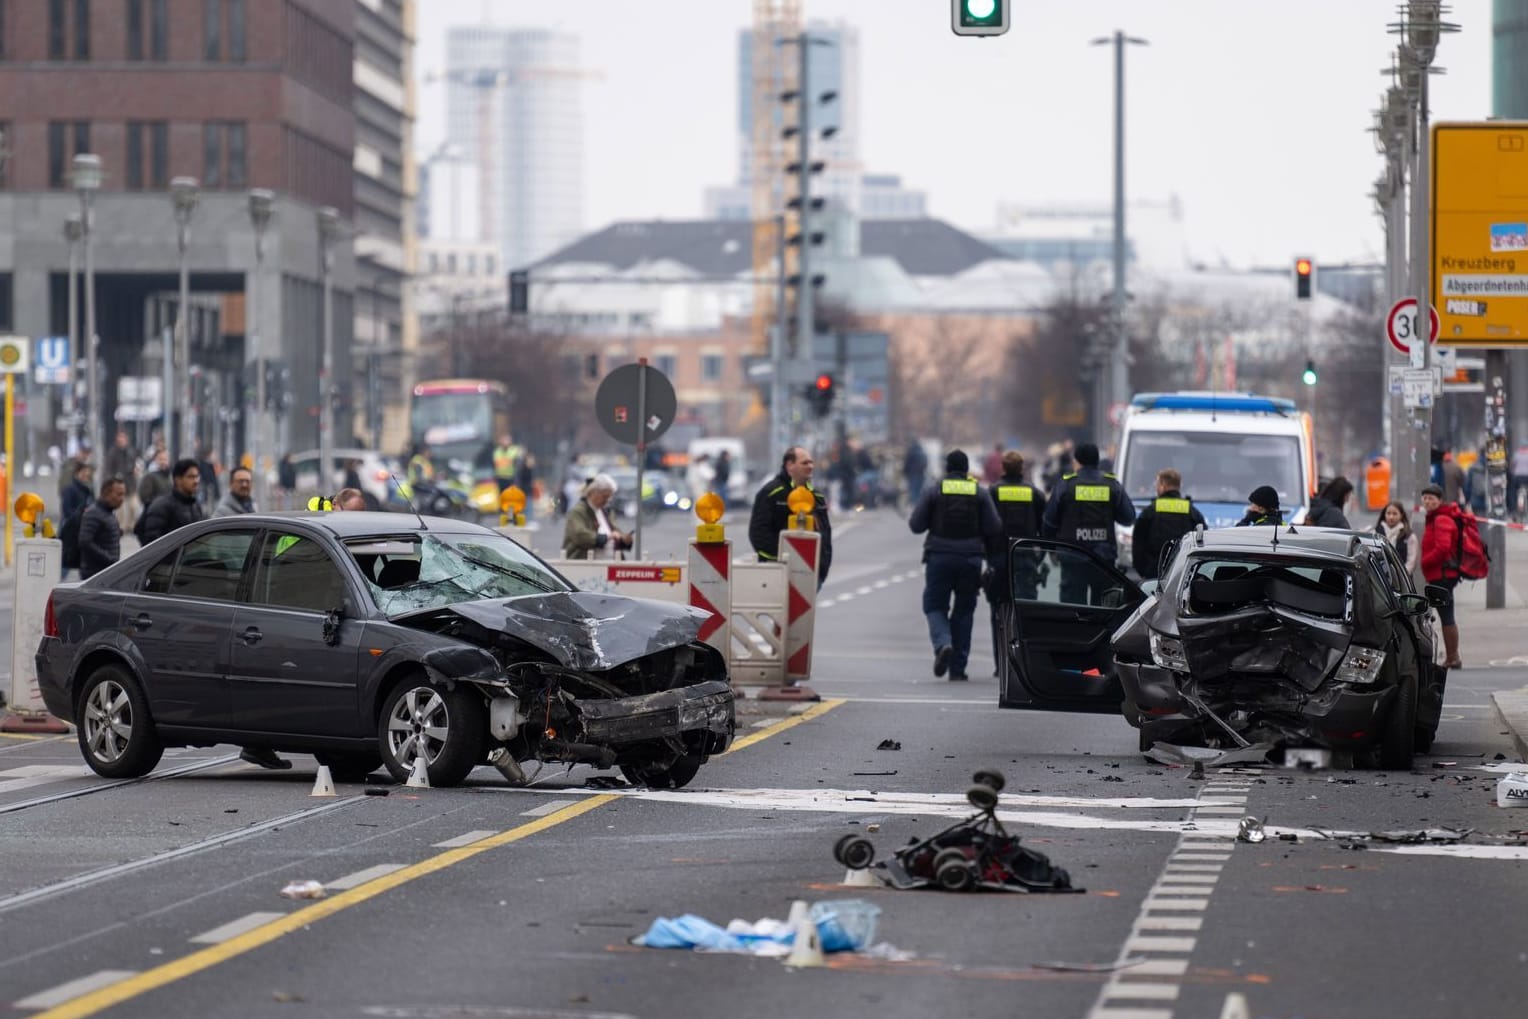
[60,507,85,569]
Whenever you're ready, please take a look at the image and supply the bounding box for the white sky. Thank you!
[412,0,1493,269]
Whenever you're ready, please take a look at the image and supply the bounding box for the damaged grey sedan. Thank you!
[996,528,1448,768]
[35,513,734,788]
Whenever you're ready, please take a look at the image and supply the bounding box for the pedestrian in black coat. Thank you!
[80,478,127,579]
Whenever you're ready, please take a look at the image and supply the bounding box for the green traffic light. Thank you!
[1302,361,1318,386]
[965,0,998,19]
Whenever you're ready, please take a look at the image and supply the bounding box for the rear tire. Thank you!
[1379,669,1418,771]
[378,678,486,787]
[76,664,164,779]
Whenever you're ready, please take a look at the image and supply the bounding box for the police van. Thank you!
[1113,392,1317,570]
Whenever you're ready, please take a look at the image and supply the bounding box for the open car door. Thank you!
[999,538,1145,712]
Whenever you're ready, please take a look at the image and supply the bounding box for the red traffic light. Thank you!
[815,373,834,391]
[1295,258,1313,277]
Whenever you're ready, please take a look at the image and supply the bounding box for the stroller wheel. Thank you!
[832,833,860,866]
[966,784,999,811]
[972,769,1006,793]
[929,849,977,886]
[840,837,876,870]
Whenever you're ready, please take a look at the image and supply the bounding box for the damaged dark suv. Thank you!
[36,513,734,788]
[997,527,1448,768]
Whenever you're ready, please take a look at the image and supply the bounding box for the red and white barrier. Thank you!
[687,539,731,660]
[780,530,820,681]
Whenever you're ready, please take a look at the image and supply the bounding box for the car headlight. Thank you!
[1149,630,1188,672]
[1333,646,1386,685]
[663,491,678,506]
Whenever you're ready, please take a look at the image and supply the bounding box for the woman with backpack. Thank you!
[1421,484,1465,668]
[1375,500,1419,575]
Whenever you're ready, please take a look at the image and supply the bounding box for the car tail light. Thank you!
[43,593,58,638]
[1149,630,1188,672]
[1334,646,1385,685]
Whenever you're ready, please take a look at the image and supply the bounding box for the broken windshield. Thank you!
[348,532,571,615]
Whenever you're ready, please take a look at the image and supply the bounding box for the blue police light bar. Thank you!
[1129,392,1298,415]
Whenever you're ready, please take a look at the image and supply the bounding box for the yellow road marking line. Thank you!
[29,693,841,1016]
[723,698,843,755]
[30,794,618,1019]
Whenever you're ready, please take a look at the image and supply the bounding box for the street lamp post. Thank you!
[1091,30,1147,443]
[63,214,83,453]
[170,177,200,458]
[248,189,275,511]
[317,206,342,492]
[72,154,103,463]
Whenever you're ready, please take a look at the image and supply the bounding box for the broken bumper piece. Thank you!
[574,680,735,752]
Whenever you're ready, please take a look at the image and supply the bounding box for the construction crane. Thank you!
[751,0,802,358]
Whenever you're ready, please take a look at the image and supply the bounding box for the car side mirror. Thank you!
[1424,584,1453,610]
[1099,587,1125,609]
[1397,593,1430,616]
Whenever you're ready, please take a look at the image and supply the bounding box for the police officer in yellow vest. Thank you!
[1041,442,1136,604]
[985,450,1044,671]
[909,449,1002,681]
[492,434,523,493]
[1131,468,1206,580]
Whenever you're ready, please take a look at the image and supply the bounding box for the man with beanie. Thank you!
[1042,442,1136,603]
[909,448,1002,680]
[1236,485,1284,527]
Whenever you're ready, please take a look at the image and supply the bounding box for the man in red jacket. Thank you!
[1420,483,1464,668]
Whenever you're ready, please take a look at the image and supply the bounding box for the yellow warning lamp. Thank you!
[694,492,725,543]
[500,485,527,527]
[786,486,817,532]
[14,492,49,538]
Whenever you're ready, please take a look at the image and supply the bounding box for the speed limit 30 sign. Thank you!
[1386,298,1440,355]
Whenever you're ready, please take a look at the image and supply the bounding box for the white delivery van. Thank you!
[1113,392,1318,570]
[687,437,750,503]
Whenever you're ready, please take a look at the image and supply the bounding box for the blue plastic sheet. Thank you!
[633,900,881,955]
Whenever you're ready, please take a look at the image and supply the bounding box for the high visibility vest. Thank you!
[993,482,1039,539]
[492,446,516,477]
[931,475,980,540]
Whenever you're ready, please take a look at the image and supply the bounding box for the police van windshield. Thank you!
[1122,432,1304,506]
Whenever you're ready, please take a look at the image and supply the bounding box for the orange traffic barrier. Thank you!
[1364,457,1391,511]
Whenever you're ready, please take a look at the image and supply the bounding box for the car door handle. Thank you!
[239,627,263,645]
[131,613,153,631]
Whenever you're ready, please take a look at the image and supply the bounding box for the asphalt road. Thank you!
[4,506,1528,1018]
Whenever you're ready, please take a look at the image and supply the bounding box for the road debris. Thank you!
[631,899,889,960]
[1497,773,1528,807]
[1237,816,1267,843]
[876,739,902,751]
[279,880,327,900]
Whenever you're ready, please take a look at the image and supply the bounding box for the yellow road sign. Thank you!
[0,336,29,374]
[1432,121,1528,346]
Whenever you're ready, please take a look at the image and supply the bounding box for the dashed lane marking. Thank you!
[188,913,286,945]
[15,972,139,1010]
[519,800,579,818]
[325,864,407,890]
[431,830,497,848]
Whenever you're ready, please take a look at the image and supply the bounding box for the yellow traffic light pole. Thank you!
[4,372,12,566]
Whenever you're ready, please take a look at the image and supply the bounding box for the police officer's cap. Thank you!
[1248,485,1280,510]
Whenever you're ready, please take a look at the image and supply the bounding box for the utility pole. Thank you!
[1093,30,1147,443]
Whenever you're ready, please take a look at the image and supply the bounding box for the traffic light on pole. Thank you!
[951,0,1009,36]
[1294,257,1314,300]
[1302,359,1318,386]
[508,270,529,314]
[807,372,836,418]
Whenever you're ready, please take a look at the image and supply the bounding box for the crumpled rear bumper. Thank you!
[573,680,735,754]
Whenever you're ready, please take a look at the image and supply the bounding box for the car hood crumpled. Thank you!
[393,592,711,671]
[1176,605,1350,691]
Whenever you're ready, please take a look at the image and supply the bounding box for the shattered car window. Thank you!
[348,532,571,614]
[1185,558,1349,619]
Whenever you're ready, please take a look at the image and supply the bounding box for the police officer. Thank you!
[1041,442,1136,604]
[748,446,833,587]
[984,450,1044,673]
[492,434,523,493]
[1235,485,1284,527]
[910,449,1002,681]
[1131,468,1206,580]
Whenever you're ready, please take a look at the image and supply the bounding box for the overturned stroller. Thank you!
[831,770,1083,894]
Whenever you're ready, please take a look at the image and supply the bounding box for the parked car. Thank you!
[995,527,1448,769]
[36,513,735,788]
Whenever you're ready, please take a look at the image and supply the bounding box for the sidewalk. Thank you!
[1463,527,1528,760]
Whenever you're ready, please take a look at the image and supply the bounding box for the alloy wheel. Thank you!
[83,679,133,764]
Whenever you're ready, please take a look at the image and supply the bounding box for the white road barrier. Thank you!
[3,538,67,732]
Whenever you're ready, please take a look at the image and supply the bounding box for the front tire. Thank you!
[378,679,486,787]
[76,665,164,778]
[621,753,703,790]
